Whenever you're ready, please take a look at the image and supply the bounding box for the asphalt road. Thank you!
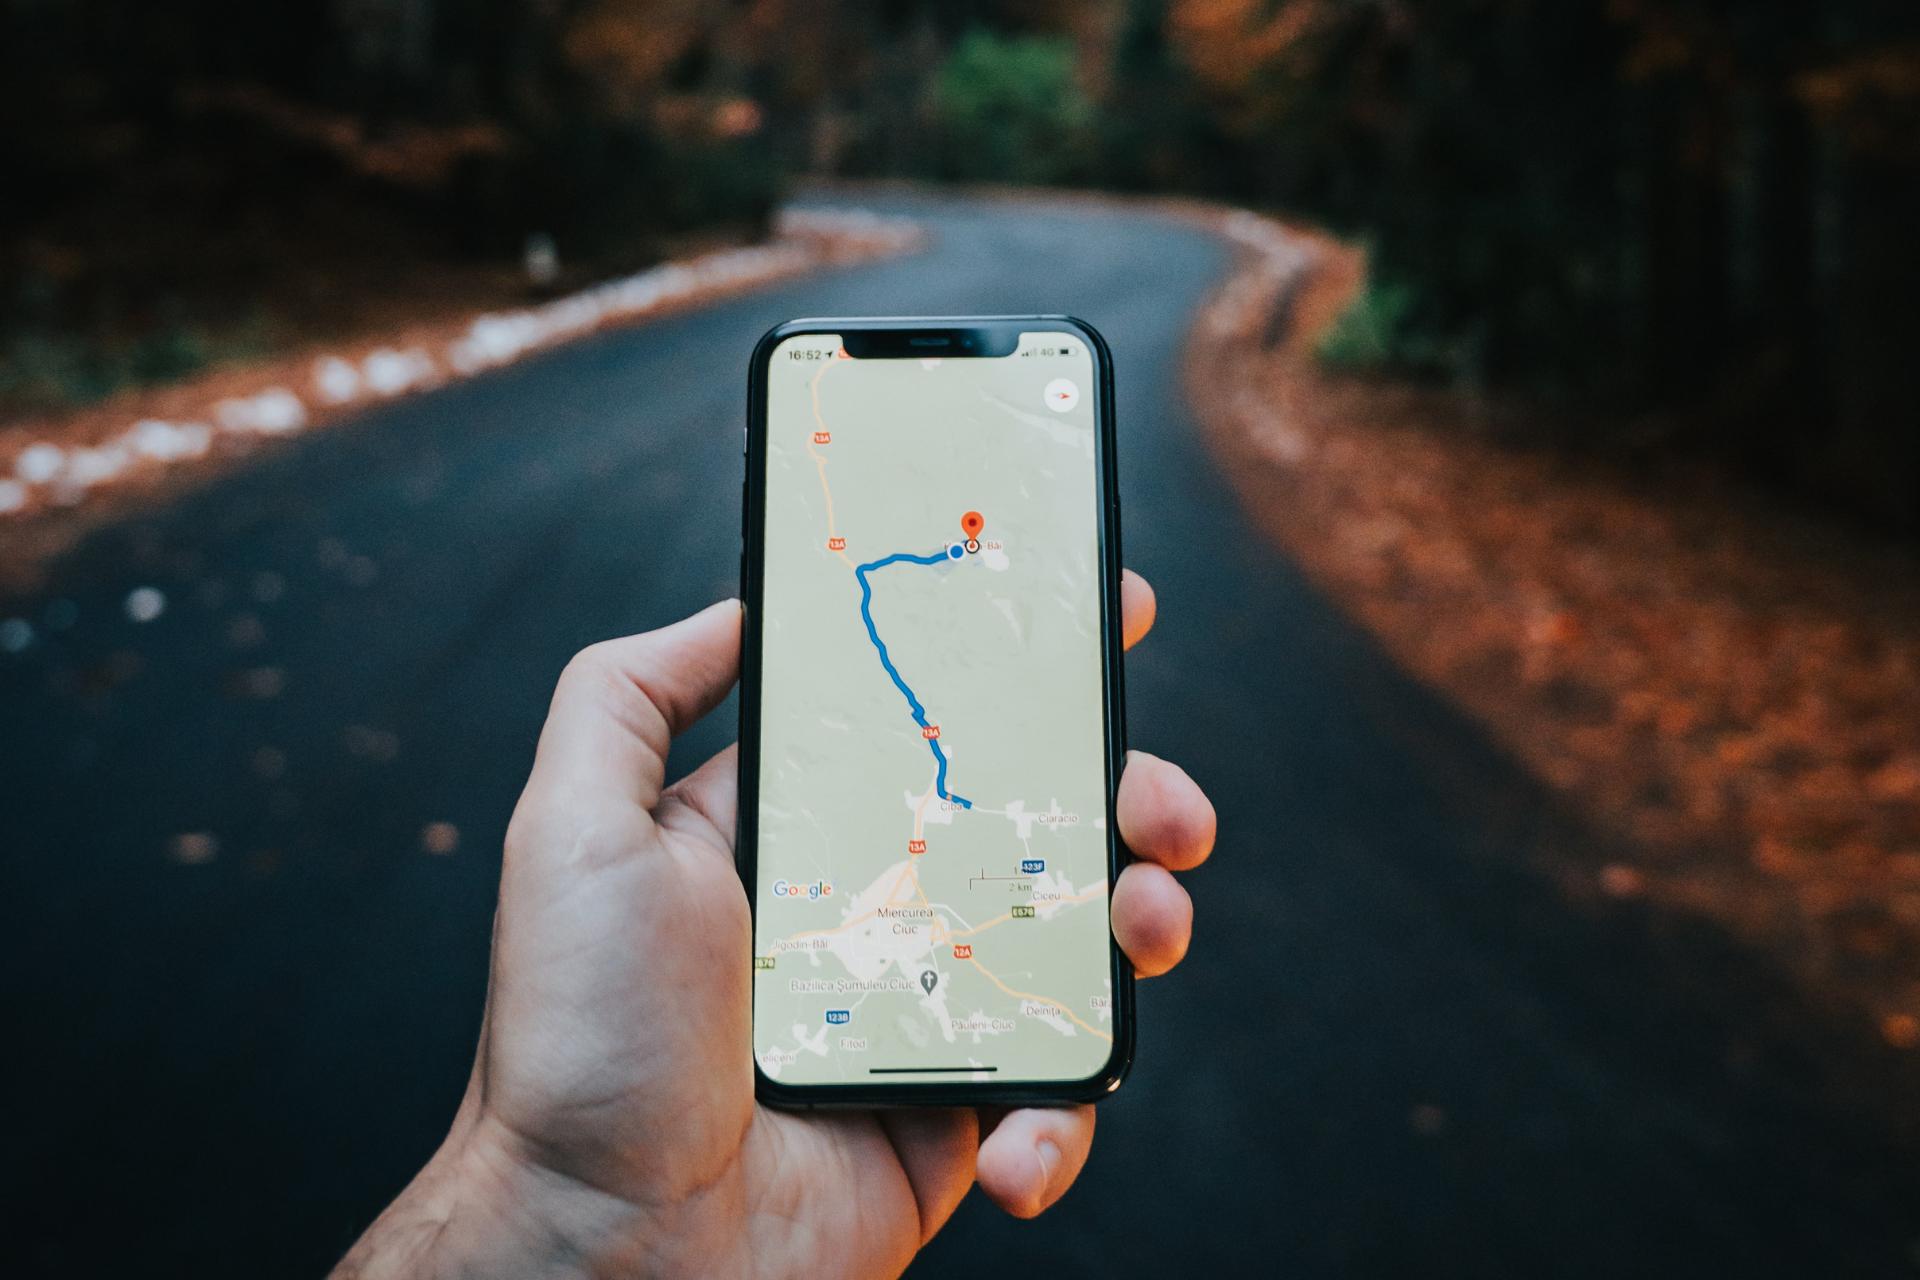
[4,193,1916,1277]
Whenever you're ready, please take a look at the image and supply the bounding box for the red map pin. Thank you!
[960,510,984,539]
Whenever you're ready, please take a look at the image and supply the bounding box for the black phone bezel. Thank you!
[739,315,1134,1108]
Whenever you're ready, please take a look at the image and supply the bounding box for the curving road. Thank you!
[3,193,1916,1277]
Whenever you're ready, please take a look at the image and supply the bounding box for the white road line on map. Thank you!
[806,355,857,569]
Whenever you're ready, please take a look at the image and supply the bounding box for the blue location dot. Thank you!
[947,544,964,560]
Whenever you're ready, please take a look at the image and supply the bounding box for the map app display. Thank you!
[751,329,1120,1087]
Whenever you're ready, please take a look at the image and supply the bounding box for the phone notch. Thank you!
[840,327,1020,359]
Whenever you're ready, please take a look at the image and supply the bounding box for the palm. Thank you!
[478,771,933,1276]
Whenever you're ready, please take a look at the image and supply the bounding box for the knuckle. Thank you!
[557,640,673,744]
[560,640,625,691]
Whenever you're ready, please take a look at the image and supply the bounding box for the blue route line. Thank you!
[854,549,973,809]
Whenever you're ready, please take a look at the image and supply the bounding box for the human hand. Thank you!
[335,570,1215,1279]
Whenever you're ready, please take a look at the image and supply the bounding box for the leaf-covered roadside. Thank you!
[1191,221,1920,1045]
[0,211,919,594]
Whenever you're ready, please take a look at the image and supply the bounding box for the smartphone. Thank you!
[739,316,1133,1107]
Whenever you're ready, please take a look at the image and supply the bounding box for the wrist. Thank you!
[332,1112,639,1280]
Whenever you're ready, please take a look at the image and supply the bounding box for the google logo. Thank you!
[771,878,834,900]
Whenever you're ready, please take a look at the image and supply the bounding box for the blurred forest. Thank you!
[5,0,1917,529]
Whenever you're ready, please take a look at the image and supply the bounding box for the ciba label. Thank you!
[772,878,834,900]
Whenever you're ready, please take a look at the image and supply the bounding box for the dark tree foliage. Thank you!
[2,0,781,250]
[1,0,780,408]
[1162,0,1920,529]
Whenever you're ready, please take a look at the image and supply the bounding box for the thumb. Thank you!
[523,599,742,817]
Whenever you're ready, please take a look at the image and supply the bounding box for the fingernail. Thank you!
[1036,1139,1061,1199]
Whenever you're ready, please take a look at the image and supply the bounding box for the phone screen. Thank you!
[749,328,1120,1090]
